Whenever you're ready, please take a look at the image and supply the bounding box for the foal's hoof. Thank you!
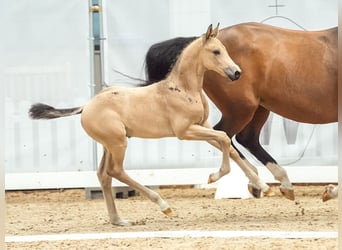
[112,218,132,226]
[248,184,262,198]
[162,207,173,216]
[207,173,219,184]
[280,187,295,200]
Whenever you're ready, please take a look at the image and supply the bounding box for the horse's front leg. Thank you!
[235,106,293,200]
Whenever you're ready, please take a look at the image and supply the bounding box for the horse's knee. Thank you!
[218,131,231,147]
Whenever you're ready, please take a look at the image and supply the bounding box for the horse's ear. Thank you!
[212,22,220,37]
[205,24,213,41]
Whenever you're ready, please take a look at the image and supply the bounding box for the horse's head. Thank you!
[201,23,241,81]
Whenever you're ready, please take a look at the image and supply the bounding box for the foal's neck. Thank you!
[167,39,205,93]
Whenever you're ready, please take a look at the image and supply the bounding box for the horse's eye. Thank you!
[213,50,220,55]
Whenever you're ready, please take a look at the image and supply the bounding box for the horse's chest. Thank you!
[189,101,209,123]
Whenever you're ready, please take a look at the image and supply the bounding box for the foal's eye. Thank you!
[213,50,220,55]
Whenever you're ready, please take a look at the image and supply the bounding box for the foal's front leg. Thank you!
[202,121,271,197]
[176,124,231,179]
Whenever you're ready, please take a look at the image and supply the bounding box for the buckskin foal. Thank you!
[29,24,270,226]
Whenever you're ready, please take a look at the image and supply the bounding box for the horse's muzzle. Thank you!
[225,67,241,81]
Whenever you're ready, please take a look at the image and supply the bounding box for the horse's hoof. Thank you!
[162,207,173,216]
[208,176,214,184]
[263,188,275,197]
[248,183,262,198]
[322,184,337,202]
[322,191,331,202]
[280,187,295,200]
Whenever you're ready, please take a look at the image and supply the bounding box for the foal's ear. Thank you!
[204,23,219,42]
[212,22,220,38]
[205,24,213,41]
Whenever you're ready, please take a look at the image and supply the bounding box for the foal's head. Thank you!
[200,24,241,81]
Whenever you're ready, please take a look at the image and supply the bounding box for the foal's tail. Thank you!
[29,103,83,120]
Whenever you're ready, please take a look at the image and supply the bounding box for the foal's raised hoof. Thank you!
[248,183,262,198]
[207,172,221,184]
[207,175,216,184]
[280,187,295,200]
[162,207,173,216]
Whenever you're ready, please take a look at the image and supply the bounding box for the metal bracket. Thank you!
[89,5,101,13]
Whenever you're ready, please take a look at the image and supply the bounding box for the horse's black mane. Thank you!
[144,36,197,85]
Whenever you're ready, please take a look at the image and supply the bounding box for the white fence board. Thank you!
[5,165,338,190]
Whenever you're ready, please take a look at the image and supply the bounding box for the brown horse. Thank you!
[29,24,270,226]
[144,22,338,200]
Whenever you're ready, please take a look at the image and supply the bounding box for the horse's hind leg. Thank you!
[97,149,131,226]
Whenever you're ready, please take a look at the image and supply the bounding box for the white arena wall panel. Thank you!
[3,0,338,190]
[2,1,95,176]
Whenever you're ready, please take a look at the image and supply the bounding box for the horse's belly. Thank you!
[261,75,337,124]
[262,101,337,124]
[124,115,175,138]
[125,126,175,139]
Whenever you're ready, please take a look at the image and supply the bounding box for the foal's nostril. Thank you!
[225,67,241,81]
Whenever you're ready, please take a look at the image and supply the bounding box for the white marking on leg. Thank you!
[266,162,293,190]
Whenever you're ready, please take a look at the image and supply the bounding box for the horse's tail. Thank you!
[29,103,83,120]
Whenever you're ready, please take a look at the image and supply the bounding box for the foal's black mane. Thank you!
[144,36,197,85]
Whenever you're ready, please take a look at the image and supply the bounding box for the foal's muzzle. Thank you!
[225,67,241,81]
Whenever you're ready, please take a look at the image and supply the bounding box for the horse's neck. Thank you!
[167,40,205,93]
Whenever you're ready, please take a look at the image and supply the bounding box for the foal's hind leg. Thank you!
[103,131,172,218]
[97,149,131,226]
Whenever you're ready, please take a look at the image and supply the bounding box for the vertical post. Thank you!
[89,0,105,170]
[0,68,5,249]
